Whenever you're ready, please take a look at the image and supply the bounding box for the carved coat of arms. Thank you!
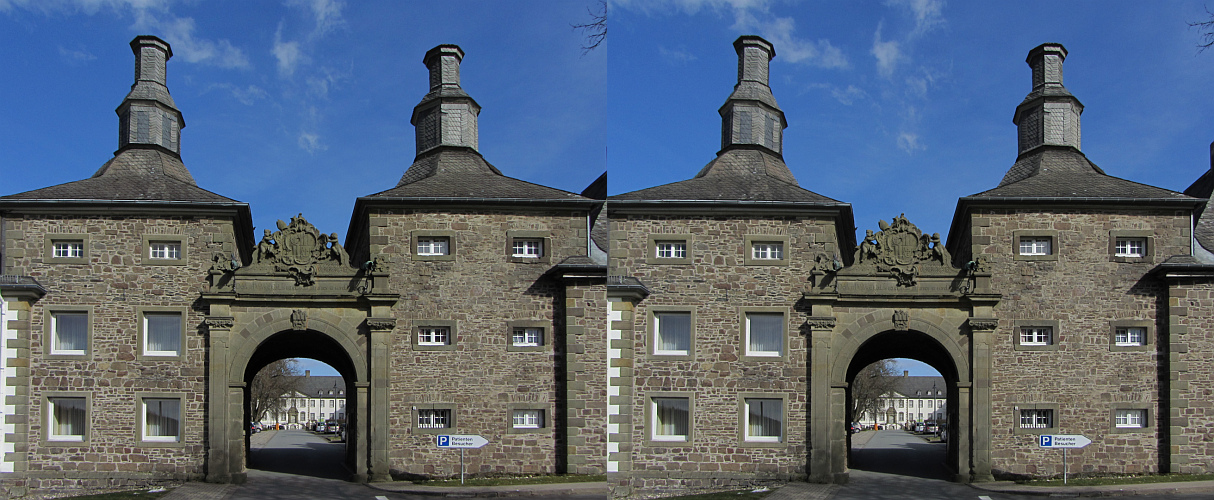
[854,214,951,286]
[251,214,350,285]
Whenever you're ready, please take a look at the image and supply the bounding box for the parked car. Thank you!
[913,423,926,433]
[850,422,861,434]
[939,428,949,443]
[925,423,938,434]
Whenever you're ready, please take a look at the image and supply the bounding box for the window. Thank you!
[512,409,543,429]
[142,398,181,442]
[1019,237,1051,256]
[898,400,904,408]
[651,397,689,442]
[418,326,449,346]
[310,400,316,408]
[51,311,88,356]
[1114,238,1145,258]
[53,241,84,258]
[512,327,542,347]
[653,311,692,356]
[1020,326,1052,346]
[744,312,784,357]
[149,241,181,260]
[511,239,543,258]
[417,408,451,429]
[744,398,783,443]
[48,397,87,442]
[1019,409,1053,429]
[417,237,449,256]
[1115,327,1145,346]
[142,311,182,357]
[655,241,686,259]
[1114,409,1145,428]
[751,242,784,260]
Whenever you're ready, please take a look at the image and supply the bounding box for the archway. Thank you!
[844,331,959,480]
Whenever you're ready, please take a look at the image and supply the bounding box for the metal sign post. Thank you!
[1038,434,1092,484]
[437,434,490,485]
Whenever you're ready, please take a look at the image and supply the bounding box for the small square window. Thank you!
[418,327,450,346]
[418,408,451,429]
[1115,327,1145,347]
[49,397,87,442]
[1019,409,1053,429]
[143,312,182,356]
[1115,409,1145,428]
[417,237,450,256]
[745,312,784,357]
[744,398,783,442]
[1020,326,1052,346]
[1019,237,1051,256]
[654,311,692,356]
[655,241,687,259]
[652,397,689,442]
[751,242,784,260]
[512,239,543,258]
[51,312,88,356]
[512,327,542,347]
[53,241,84,259]
[1114,238,1145,258]
[512,409,544,429]
[143,398,181,442]
[149,242,182,260]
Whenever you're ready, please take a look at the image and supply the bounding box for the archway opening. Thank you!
[242,330,359,481]
[844,330,960,481]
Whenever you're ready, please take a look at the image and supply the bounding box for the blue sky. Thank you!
[4,1,1214,377]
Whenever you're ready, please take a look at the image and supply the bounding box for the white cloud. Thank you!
[733,10,848,68]
[272,25,307,78]
[58,45,96,64]
[831,85,868,105]
[298,131,325,153]
[885,0,945,37]
[286,0,345,40]
[871,23,902,78]
[206,83,268,105]
[897,131,924,152]
[659,46,697,63]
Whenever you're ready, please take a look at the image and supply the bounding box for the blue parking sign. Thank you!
[1039,435,1052,447]
[438,435,450,447]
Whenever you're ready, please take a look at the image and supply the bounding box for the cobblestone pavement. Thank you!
[763,482,838,500]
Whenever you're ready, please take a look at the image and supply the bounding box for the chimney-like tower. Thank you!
[117,36,184,155]
[719,36,787,155]
[1012,43,1083,156]
[411,44,481,155]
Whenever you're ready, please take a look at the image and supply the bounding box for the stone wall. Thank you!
[369,208,591,477]
[1165,279,1214,473]
[973,208,1184,478]
[0,213,238,494]
[564,279,608,474]
[610,214,839,495]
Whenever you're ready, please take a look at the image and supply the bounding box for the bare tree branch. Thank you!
[851,359,901,424]
[1190,7,1214,52]
[250,359,302,424]
[572,1,606,54]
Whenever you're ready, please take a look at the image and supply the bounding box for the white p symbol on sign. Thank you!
[438,435,450,447]
[1040,435,1051,447]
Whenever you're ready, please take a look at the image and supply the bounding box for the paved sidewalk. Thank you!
[970,478,1214,497]
[763,482,838,500]
[366,480,609,497]
[159,482,234,500]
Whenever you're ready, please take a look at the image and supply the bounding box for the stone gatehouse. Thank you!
[3,32,1214,500]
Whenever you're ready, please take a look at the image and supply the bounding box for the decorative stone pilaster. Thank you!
[806,314,836,483]
[0,276,43,491]
[204,315,235,483]
[365,316,394,482]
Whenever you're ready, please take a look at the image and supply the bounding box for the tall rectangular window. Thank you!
[53,241,84,258]
[418,326,450,346]
[1019,409,1053,429]
[512,327,543,347]
[51,312,88,356]
[745,313,783,357]
[655,241,687,259]
[417,237,449,256]
[1115,409,1145,428]
[418,409,451,429]
[652,397,689,441]
[1019,237,1052,256]
[511,239,543,258]
[49,397,87,441]
[144,312,182,356]
[512,409,543,429]
[1114,238,1146,258]
[744,398,783,442]
[654,312,691,356]
[143,398,181,442]
[149,242,181,260]
[1115,327,1145,346]
[1020,326,1052,346]
[751,242,784,260]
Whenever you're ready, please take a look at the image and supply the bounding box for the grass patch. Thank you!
[411,474,605,487]
[661,489,772,500]
[1018,472,1214,487]
[61,489,172,500]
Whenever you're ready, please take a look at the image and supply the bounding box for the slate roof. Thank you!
[610,147,843,204]
[292,375,346,398]
[364,147,591,202]
[893,376,948,398]
[968,147,1193,201]
[1184,166,1214,252]
[582,173,608,255]
[1,148,241,205]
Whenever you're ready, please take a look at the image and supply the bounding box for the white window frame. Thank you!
[143,311,182,357]
[1019,237,1052,256]
[416,237,450,256]
[142,397,182,443]
[1114,237,1145,258]
[1019,326,1052,346]
[512,327,542,347]
[50,311,88,356]
[1114,409,1145,428]
[149,241,182,260]
[655,241,687,259]
[1019,409,1053,429]
[751,242,784,260]
[512,409,543,429]
[511,239,543,258]
[417,408,451,429]
[744,312,784,357]
[1114,326,1146,347]
[53,241,84,258]
[48,396,87,442]
[653,311,692,356]
[651,397,690,442]
[418,326,450,346]
[743,398,783,443]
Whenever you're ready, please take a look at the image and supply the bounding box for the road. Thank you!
[832,430,1212,500]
